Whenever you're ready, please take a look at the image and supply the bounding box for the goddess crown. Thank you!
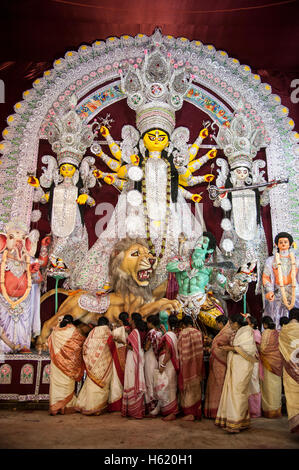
[216,101,266,170]
[44,94,95,167]
[120,43,192,136]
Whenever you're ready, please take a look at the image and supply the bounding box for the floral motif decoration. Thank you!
[20,363,34,384]
[0,363,12,384]
[42,363,51,384]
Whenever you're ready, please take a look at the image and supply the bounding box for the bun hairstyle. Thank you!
[216,315,228,326]
[182,315,194,327]
[247,315,259,329]
[59,314,74,328]
[262,315,276,330]
[289,308,299,322]
[136,319,148,332]
[147,314,160,327]
[98,316,109,326]
[279,316,289,327]
[229,313,246,327]
[168,314,179,330]
[131,312,147,332]
[119,311,130,326]
[131,312,142,323]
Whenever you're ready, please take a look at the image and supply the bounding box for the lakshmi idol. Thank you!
[28,95,96,273]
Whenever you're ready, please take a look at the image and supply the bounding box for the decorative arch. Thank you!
[0,31,298,246]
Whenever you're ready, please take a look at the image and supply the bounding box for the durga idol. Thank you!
[68,45,216,292]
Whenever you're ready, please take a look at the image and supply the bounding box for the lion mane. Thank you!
[108,237,154,303]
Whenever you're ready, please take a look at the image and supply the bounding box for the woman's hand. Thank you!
[220,345,234,351]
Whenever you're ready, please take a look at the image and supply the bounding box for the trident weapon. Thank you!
[208,177,289,201]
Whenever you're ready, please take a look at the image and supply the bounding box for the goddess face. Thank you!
[60,163,76,178]
[233,166,249,181]
[143,129,169,153]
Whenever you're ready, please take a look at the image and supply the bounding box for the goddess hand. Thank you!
[130,154,140,165]
[103,175,115,185]
[191,194,202,203]
[77,194,89,205]
[203,174,215,183]
[93,169,104,179]
[100,126,110,137]
[41,193,50,202]
[199,128,209,139]
[207,148,217,159]
[267,180,278,189]
[27,176,40,187]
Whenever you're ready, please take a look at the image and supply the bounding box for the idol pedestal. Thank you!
[0,352,51,405]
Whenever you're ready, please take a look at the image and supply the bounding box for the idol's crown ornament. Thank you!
[120,44,192,136]
[216,101,266,170]
[44,94,95,167]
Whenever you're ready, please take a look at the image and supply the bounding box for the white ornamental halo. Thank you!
[127,189,143,206]
[127,166,143,182]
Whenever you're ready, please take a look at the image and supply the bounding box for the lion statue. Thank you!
[36,237,180,352]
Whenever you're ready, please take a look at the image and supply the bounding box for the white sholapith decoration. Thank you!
[127,166,143,182]
[127,190,143,207]
[220,218,232,231]
[222,238,234,253]
[30,210,42,223]
[220,198,232,211]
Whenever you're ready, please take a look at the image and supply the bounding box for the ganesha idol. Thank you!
[0,219,50,353]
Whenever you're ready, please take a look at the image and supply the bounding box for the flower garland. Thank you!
[275,251,296,310]
[0,250,32,308]
[142,157,171,264]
